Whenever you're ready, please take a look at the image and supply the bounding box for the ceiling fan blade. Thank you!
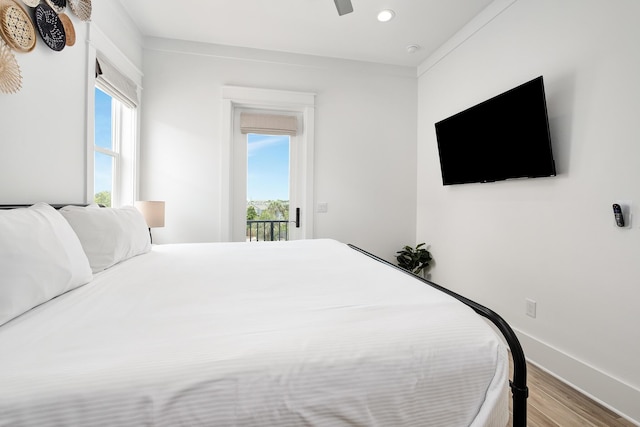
[334,0,353,16]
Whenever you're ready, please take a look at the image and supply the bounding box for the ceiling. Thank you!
[118,0,495,67]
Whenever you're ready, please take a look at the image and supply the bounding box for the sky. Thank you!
[94,88,112,194]
[247,133,290,201]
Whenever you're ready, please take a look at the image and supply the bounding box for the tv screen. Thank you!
[435,76,556,185]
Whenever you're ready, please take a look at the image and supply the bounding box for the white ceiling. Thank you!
[118,0,495,67]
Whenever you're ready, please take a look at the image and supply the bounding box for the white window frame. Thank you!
[93,84,137,207]
[85,31,142,207]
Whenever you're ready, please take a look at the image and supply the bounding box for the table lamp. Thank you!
[135,201,165,243]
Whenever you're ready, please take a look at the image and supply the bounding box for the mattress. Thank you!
[0,239,508,426]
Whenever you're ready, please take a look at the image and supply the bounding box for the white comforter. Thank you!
[0,239,507,426]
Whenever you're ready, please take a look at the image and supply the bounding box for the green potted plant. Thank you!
[396,243,432,276]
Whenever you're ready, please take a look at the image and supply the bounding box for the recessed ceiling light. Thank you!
[377,9,395,22]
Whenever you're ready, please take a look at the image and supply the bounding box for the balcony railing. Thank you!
[246,220,290,241]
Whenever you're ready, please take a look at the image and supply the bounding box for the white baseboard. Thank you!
[514,329,640,426]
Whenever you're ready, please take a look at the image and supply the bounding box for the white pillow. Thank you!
[0,203,93,326]
[60,205,151,273]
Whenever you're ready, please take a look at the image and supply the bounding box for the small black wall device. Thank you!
[613,204,625,227]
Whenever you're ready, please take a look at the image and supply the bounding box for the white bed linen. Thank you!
[0,239,508,426]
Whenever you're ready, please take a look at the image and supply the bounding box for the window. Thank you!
[93,55,138,207]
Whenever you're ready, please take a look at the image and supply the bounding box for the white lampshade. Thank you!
[135,201,165,228]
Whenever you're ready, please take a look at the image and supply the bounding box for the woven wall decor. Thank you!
[67,0,89,21]
[34,3,65,51]
[20,0,39,7]
[58,12,74,46]
[44,0,65,13]
[0,0,36,52]
[0,38,21,93]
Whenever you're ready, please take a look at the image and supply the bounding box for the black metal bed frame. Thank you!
[348,244,528,427]
[0,204,87,210]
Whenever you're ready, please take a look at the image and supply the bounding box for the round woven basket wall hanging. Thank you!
[20,0,40,7]
[0,0,36,52]
[0,37,22,93]
[44,0,65,13]
[34,3,65,51]
[68,0,90,21]
[58,12,74,46]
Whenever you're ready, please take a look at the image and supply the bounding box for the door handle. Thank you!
[295,207,300,228]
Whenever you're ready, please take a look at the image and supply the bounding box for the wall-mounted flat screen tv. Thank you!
[435,76,556,185]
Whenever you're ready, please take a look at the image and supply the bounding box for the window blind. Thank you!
[240,113,298,136]
[95,54,139,107]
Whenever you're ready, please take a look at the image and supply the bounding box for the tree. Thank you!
[94,191,111,207]
[247,205,258,220]
[262,200,289,220]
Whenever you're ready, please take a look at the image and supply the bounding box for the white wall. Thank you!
[0,21,88,204]
[0,0,142,205]
[417,0,640,422]
[139,40,418,259]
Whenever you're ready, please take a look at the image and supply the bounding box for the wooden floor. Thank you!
[508,360,636,426]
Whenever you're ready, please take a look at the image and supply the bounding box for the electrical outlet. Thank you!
[526,299,537,318]
[317,202,328,213]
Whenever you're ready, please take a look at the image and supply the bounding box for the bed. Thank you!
[0,203,528,426]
